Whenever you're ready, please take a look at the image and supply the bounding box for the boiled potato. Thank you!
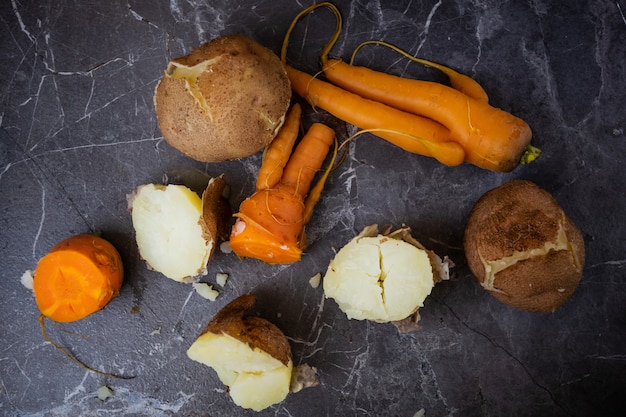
[323,225,450,323]
[128,176,230,282]
[187,294,293,411]
[463,180,585,313]
[154,35,291,162]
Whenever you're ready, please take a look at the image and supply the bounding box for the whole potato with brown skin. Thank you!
[154,35,291,162]
[463,180,585,313]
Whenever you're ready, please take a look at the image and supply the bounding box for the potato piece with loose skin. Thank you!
[323,225,450,323]
[154,35,291,162]
[128,176,230,282]
[463,180,585,313]
[187,294,296,411]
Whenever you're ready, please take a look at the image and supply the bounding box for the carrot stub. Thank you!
[230,114,336,264]
[33,233,123,323]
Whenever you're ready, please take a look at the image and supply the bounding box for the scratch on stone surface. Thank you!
[417,0,443,53]
[179,289,194,315]
[32,180,45,259]
[440,300,567,413]
[588,258,626,268]
[11,0,36,43]
[64,371,90,403]
[617,1,626,26]
[13,386,194,417]
[127,2,160,29]
[0,137,161,184]
[289,291,332,361]
[591,354,626,361]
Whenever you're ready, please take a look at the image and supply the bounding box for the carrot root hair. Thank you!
[281,1,341,65]
[39,314,135,379]
[338,128,464,167]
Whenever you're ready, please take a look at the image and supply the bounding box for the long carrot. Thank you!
[285,65,465,167]
[321,59,532,172]
[349,40,490,103]
[284,2,537,172]
[229,116,337,264]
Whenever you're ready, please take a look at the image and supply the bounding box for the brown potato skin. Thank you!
[155,35,291,162]
[463,180,585,313]
[203,294,292,366]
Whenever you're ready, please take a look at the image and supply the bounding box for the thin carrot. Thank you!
[281,123,336,197]
[286,65,465,167]
[256,103,303,191]
[34,233,123,323]
[349,40,490,103]
[229,120,337,264]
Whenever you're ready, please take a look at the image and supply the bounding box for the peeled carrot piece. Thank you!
[230,121,336,264]
[33,234,123,323]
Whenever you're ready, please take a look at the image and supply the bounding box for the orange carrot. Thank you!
[34,233,123,323]
[281,123,336,197]
[32,233,132,379]
[349,40,489,103]
[321,58,532,172]
[285,65,465,167]
[283,2,537,172]
[229,120,336,264]
[256,103,303,191]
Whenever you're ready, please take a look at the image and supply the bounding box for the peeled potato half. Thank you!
[463,180,585,313]
[323,225,451,324]
[154,35,291,162]
[128,176,230,282]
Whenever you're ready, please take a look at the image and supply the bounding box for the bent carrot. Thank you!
[286,65,465,167]
[321,58,532,172]
[348,40,490,103]
[230,118,337,264]
[284,2,536,172]
[34,233,123,323]
[256,103,303,191]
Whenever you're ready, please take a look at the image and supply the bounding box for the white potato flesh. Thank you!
[187,332,292,411]
[323,235,434,322]
[131,184,212,281]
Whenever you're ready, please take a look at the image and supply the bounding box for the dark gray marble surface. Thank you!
[1,1,625,416]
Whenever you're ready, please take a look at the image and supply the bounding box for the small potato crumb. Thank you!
[193,282,219,301]
[150,327,161,336]
[220,241,232,254]
[21,270,34,290]
[309,273,321,289]
[216,273,229,287]
[97,385,114,401]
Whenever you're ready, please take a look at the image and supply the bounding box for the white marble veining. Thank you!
[1,1,625,416]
